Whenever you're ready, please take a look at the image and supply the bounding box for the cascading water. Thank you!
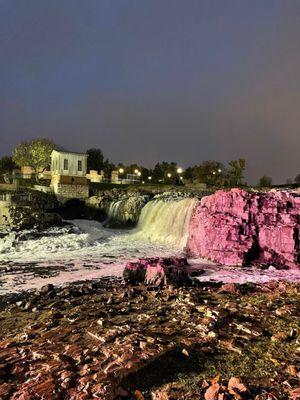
[106,200,123,223]
[132,197,198,250]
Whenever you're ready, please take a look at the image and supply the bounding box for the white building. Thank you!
[51,150,87,177]
[50,150,89,200]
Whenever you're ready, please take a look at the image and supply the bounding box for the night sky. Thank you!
[1,0,300,184]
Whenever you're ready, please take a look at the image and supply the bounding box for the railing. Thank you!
[0,193,10,202]
[0,192,32,203]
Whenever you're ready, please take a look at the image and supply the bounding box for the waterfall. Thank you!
[106,200,123,222]
[132,197,198,250]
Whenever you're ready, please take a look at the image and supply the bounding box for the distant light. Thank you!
[142,181,145,184]
[180,176,183,180]
[177,167,183,174]
[137,172,141,176]
[148,176,152,180]
[212,171,216,175]
[134,169,139,174]
[167,173,172,178]
[119,168,124,174]
[218,169,222,173]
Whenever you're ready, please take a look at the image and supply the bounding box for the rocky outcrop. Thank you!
[188,189,300,268]
[123,257,190,286]
[0,190,62,232]
[86,190,150,227]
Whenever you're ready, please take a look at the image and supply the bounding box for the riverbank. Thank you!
[0,279,299,399]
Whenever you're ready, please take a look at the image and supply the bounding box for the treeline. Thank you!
[1,138,300,187]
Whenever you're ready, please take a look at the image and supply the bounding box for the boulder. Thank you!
[86,191,150,227]
[123,257,190,286]
[188,189,300,268]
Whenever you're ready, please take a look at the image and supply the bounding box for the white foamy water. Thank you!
[188,259,300,284]
[0,197,195,293]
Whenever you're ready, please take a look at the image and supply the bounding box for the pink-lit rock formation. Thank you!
[188,189,300,268]
[123,257,190,286]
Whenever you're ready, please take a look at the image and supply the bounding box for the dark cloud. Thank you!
[0,0,299,183]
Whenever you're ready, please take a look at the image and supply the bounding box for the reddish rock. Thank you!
[188,189,300,268]
[123,257,190,286]
[227,377,248,399]
[11,377,59,400]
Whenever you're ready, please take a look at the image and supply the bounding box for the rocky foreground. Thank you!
[0,279,299,399]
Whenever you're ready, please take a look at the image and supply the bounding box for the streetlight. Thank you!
[148,176,152,180]
[218,168,222,173]
[134,169,139,174]
[167,173,172,178]
[119,168,124,174]
[177,167,183,174]
[137,172,141,177]
[212,171,216,175]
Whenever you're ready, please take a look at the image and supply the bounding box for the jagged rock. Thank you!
[189,189,300,268]
[86,190,151,227]
[40,283,55,294]
[123,257,190,286]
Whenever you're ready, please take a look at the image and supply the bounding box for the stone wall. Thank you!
[54,183,89,202]
[0,190,61,231]
[188,189,300,268]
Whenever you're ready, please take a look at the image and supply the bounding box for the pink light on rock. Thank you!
[188,189,300,268]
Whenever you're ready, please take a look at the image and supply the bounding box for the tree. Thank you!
[0,156,17,174]
[294,174,300,184]
[102,159,115,178]
[152,161,179,182]
[183,166,193,181]
[191,160,225,186]
[226,158,245,187]
[87,148,104,172]
[258,175,272,187]
[13,138,54,180]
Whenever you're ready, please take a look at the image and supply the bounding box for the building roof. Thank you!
[51,149,87,156]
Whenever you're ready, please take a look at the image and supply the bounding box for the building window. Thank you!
[64,159,68,170]
[78,160,82,171]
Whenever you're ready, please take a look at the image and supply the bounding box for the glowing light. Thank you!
[177,167,183,174]
[180,176,183,180]
[218,168,222,173]
[212,171,216,175]
[137,172,141,176]
[148,176,152,180]
[167,173,172,178]
[134,169,139,174]
[119,168,124,174]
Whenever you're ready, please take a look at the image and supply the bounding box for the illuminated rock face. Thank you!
[188,189,300,268]
[123,257,190,286]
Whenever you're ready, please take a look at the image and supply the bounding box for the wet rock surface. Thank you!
[0,279,299,399]
[86,190,151,227]
[123,257,191,286]
[189,189,300,268]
